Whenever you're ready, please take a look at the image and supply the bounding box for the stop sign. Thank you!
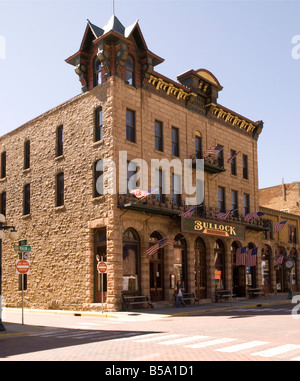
[16,259,30,275]
[97,261,107,273]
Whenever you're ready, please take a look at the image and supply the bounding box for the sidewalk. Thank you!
[1,293,293,337]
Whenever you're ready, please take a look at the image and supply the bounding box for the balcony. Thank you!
[191,155,226,174]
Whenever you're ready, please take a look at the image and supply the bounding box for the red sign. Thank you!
[16,259,30,275]
[97,261,107,273]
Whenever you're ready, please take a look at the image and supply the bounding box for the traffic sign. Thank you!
[16,259,30,275]
[97,261,107,273]
[14,245,31,252]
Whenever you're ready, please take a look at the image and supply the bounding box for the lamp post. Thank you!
[0,213,19,331]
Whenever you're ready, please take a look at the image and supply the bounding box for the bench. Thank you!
[122,294,153,311]
[174,292,200,305]
[247,288,266,299]
[216,290,236,302]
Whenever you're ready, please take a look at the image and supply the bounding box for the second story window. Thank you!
[56,125,63,157]
[125,55,135,86]
[217,145,224,167]
[155,120,163,151]
[56,172,64,207]
[1,151,6,179]
[23,184,30,215]
[24,140,30,169]
[126,109,135,143]
[231,190,238,217]
[172,173,182,206]
[243,193,250,216]
[155,169,165,203]
[95,107,103,142]
[171,127,179,156]
[243,154,248,179]
[289,226,297,244]
[94,161,103,198]
[218,187,226,212]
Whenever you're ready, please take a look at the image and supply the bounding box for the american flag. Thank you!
[129,188,156,199]
[274,254,285,266]
[203,145,224,158]
[246,247,258,267]
[147,238,174,256]
[235,246,247,266]
[274,220,287,233]
[227,151,240,163]
[216,209,236,220]
[181,206,197,218]
[244,211,264,222]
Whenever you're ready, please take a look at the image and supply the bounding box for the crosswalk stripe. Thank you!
[134,334,182,343]
[252,344,300,358]
[158,335,210,345]
[185,338,237,349]
[216,341,269,353]
[56,331,100,338]
[31,330,69,337]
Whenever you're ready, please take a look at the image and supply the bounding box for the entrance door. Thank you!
[94,228,107,303]
[195,237,207,299]
[149,232,164,301]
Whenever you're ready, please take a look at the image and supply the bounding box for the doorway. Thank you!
[194,237,207,299]
[94,228,107,303]
[149,232,164,301]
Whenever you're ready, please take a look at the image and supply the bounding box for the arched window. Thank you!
[195,131,202,159]
[214,239,225,289]
[125,55,135,86]
[94,58,102,86]
[123,228,140,293]
[231,241,246,297]
[149,232,165,301]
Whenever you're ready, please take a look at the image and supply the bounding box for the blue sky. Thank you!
[0,0,299,189]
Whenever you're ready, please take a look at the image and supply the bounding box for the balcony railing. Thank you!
[191,155,226,174]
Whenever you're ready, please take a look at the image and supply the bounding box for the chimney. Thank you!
[282,178,286,201]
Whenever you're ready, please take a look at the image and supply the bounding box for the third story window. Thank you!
[218,187,226,212]
[23,184,30,215]
[243,154,248,179]
[56,125,63,157]
[1,151,6,179]
[243,193,250,216]
[171,127,179,156]
[95,107,103,141]
[155,120,163,151]
[24,140,30,169]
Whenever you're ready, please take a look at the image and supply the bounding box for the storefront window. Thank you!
[214,239,225,289]
[174,234,187,290]
[122,228,140,293]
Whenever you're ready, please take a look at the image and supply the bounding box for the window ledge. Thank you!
[23,168,31,174]
[0,177,7,182]
[93,139,104,148]
[55,155,65,162]
[54,205,66,212]
[22,214,31,220]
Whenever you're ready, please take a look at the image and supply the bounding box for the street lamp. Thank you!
[0,213,19,331]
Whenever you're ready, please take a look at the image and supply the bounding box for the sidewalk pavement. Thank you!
[1,293,294,337]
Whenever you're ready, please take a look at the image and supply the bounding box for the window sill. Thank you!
[124,139,137,145]
[22,214,31,220]
[54,205,66,212]
[0,177,7,182]
[92,195,106,203]
[93,139,104,148]
[23,168,31,174]
[55,155,65,162]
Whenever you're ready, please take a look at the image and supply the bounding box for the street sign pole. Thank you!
[21,252,24,325]
[101,256,103,314]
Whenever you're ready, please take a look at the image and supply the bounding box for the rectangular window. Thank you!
[155,169,165,203]
[94,161,103,198]
[243,193,250,216]
[231,190,238,217]
[23,184,30,215]
[56,125,63,157]
[95,107,103,142]
[288,226,297,244]
[172,173,182,206]
[1,152,6,179]
[242,154,248,179]
[218,187,226,212]
[0,192,6,216]
[126,109,136,142]
[171,127,179,156]
[155,120,163,151]
[195,135,202,159]
[24,140,30,169]
[56,172,64,207]
[230,149,237,175]
[217,145,224,167]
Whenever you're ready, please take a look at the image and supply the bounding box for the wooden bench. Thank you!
[216,290,236,302]
[122,294,153,311]
[247,288,266,299]
[174,292,200,305]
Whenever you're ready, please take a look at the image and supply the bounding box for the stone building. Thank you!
[259,181,300,215]
[0,15,278,312]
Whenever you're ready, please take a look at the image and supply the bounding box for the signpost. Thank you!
[97,257,107,313]
[15,241,31,325]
